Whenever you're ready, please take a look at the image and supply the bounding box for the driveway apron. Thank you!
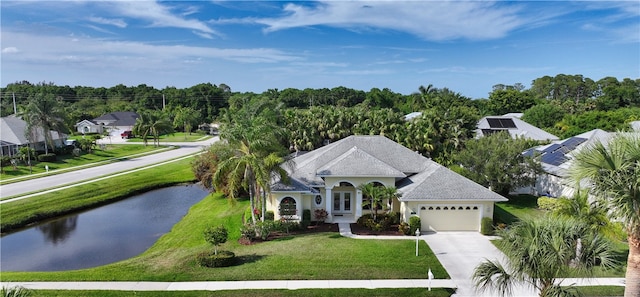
[422,232,538,297]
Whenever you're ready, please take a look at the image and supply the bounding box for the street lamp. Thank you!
[415,228,421,256]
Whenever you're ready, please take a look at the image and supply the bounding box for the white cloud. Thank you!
[88,16,127,28]
[253,1,529,41]
[2,47,19,54]
[1,31,301,70]
[107,1,221,38]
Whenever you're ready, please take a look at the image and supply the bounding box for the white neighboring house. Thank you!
[0,116,67,157]
[75,112,139,137]
[476,114,559,141]
[268,135,507,233]
[514,128,637,198]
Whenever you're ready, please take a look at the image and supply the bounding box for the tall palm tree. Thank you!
[473,216,616,297]
[568,133,640,297]
[22,93,67,154]
[134,110,173,147]
[215,97,289,223]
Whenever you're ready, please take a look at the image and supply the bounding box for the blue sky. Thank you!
[1,1,638,99]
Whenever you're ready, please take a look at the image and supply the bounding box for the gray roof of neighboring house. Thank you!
[273,135,507,202]
[525,129,616,177]
[0,116,65,145]
[93,112,139,126]
[476,115,559,141]
[271,177,319,193]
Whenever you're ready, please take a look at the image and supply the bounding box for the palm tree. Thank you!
[214,97,289,223]
[21,93,67,154]
[133,110,173,147]
[172,106,200,139]
[473,216,616,297]
[358,183,383,221]
[553,190,616,238]
[568,133,640,297]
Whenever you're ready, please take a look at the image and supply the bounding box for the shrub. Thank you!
[37,153,56,162]
[255,221,274,240]
[196,250,237,268]
[203,225,228,255]
[399,222,410,235]
[314,208,328,223]
[1,156,11,167]
[240,223,257,241]
[356,214,373,227]
[265,211,275,221]
[390,212,401,225]
[480,217,494,235]
[537,196,560,211]
[302,209,311,228]
[409,216,421,235]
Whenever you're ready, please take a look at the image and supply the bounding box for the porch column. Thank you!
[355,189,362,218]
[325,187,333,222]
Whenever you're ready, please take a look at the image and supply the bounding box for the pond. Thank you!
[0,185,209,272]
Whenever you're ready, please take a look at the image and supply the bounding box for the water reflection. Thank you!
[1,185,208,271]
[36,216,78,245]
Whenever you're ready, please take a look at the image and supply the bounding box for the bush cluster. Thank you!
[398,222,410,235]
[356,212,399,231]
[537,197,560,211]
[301,209,311,228]
[409,216,421,235]
[480,217,494,235]
[196,250,237,268]
[265,211,275,221]
[1,156,12,167]
[37,153,56,162]
[314,209,328,222]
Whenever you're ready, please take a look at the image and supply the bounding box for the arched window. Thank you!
[279,197,297,216]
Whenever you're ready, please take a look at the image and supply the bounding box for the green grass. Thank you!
[0,144,169,183]
[2,193,449,282]
[127,132,211,143]
[575,286,625,297]
[25,288,455,297]
[0,157,196,233]
[494,194,544,225]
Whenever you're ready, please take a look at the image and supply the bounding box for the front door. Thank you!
[333,192,352,213]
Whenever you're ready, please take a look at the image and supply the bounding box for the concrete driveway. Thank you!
[423,232,538,297]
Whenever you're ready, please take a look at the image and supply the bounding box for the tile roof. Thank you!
[275,135,507,202]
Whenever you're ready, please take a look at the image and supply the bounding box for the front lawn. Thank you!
[2,192,449,282]
[127,132,212,143]
[27,288,455,297]
[0,144,169,183]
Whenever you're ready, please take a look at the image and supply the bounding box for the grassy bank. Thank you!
[0,144,170,184]
[0,157,196,233]
[2,192,448,281]
[24,288,455,297]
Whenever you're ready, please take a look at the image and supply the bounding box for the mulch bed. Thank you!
[238,223,339,245]
[349,223,405,236]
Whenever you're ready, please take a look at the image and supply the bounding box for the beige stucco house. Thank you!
[268,135,507,232]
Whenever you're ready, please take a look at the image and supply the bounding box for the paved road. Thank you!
[0,137,218,199]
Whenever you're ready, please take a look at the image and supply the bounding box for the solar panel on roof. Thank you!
[522,148,535,157]
[541,151,567,166]
[481,129,501,135]
[561,137,587,151]
[542,143,562,153]
[487,118,516,129]
[499,118,517,128]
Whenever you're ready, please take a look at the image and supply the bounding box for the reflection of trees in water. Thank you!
[36,216,78,245]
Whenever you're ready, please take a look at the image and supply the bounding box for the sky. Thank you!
[1,1,639,99]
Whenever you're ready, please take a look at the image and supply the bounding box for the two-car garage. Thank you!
[419,204,482,232]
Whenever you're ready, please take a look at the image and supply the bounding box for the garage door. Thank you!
[420,205,481,232]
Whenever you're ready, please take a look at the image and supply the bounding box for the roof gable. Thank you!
[316,147,406,178]
[398,164,507,201]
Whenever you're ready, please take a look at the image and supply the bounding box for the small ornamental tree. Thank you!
[204,225,228,255]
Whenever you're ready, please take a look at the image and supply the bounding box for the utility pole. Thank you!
[13,92,17,114]
[162,94,166,110]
